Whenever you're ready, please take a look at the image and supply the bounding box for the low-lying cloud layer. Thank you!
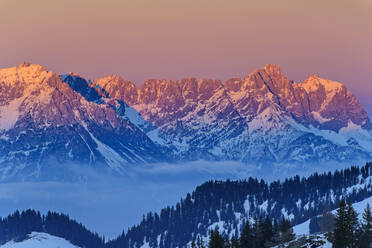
[0,160,356,238]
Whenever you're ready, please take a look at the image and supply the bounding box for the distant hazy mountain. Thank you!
[0,62,371,179]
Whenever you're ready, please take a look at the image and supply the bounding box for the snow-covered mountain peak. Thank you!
[87,64,372,165]
[0,65,170,180]
[301,74,344,94]
[0,63,50,87]
[17,61,47,73]
[299,74,371,131]
[264,63,282,76]
[0,64,61,131]
[0,63,371,179]
[95,74,127,87]
[94,75,138,104]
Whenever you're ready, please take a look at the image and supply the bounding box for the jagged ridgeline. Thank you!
[1,63,372,180]
[1,163,372,248]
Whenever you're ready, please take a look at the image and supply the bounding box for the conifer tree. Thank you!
[359,203,372,248]
[271,219,281,246]
[279,217,295,244]
[262,215,273,247]
[240,220,254,248]
[346,201,359,248]
[333,199,349,248]
[208,230,225,248]
[256,216,265,247]
[230,236,239,248]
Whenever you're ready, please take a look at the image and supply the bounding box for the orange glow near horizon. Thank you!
[1,0,372,114]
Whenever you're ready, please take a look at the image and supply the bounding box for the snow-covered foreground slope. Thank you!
[272,235,332,248]
[294,195,372,237]
[289,196,372,247]
[180,197,372,248]
[0,232,80,248]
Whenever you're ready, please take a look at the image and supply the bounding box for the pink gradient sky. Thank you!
[1,0,372,115]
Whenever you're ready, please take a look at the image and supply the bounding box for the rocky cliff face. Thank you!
[93,64,371,132]
[94,64,372,164]
[0,62,371,180]
[0,63,167,180]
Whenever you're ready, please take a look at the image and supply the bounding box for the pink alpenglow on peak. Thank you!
[264,64,282,76]
[92,63,370,133]
[0,62,371,180]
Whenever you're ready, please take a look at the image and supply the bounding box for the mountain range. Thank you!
[0,62,371,179]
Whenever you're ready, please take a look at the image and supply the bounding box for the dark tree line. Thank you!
[200,216,295,248]
[107,162,372,248]
[1,162,372,248]
[0,209,105,248]
[206,202,372,248]
[0,209,42,243]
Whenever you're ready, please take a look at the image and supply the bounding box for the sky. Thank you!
[1,0,372,115]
